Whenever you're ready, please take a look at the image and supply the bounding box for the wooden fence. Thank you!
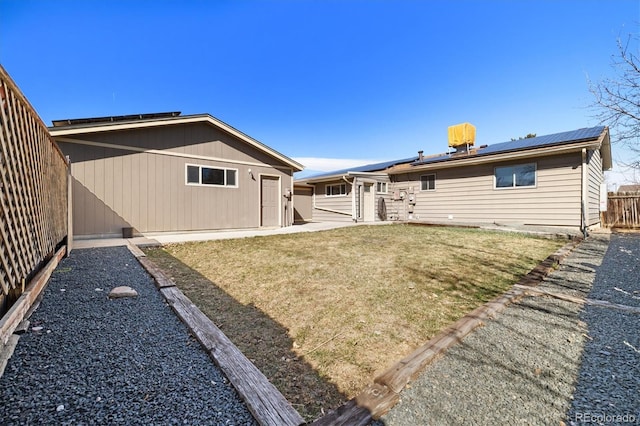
[601,193,640,229]
[0,65,70,317]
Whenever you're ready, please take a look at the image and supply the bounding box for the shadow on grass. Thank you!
[144,248,347,423]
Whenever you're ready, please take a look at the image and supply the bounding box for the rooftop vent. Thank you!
[448,123,475,153]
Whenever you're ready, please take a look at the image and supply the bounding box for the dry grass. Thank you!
[144,224,565,420]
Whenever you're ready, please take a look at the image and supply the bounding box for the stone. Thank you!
[108,286,138,299]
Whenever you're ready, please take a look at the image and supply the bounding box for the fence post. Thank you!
[66,155,73,254]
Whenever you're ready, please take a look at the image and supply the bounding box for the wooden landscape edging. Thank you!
[514,284,640,314]
[0,246,66,345]
[311,237,582,425]
[132,245,305,426]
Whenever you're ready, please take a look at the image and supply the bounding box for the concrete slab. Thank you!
[70,220,583,250]
[71,221,370,249]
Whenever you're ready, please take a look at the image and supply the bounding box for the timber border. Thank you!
[128,243,305,426]
[310,236,583,425]
[131,233,582,426]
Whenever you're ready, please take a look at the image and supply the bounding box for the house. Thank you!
[617,184,640,193]
[295,157,417,223]
[296,126,612,231]
[49,112,304,237]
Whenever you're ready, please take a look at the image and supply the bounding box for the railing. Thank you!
[0,65,70,316]
[601,193,640,229]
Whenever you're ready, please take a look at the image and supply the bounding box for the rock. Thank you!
[56,404,64,412]
[108,286,138,299]
[32,326,43,332]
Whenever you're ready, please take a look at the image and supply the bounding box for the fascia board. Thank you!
[597,127,612,170]
[346,171,389,177]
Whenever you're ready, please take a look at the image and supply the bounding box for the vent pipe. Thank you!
[418,150,424,162]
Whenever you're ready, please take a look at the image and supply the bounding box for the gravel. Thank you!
[0,246,257,425]
[380,234,640,425]
[567,233,640,425]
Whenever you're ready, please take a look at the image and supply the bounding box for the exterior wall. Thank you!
[293,186,313,223]
[312,181,354,222]
[390,152,583,226]
[57,123,294,236]
[586,149,604,226]
[374,176,392,221]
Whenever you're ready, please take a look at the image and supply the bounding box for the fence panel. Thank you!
[0,65,69,315]
[601,193,640,229]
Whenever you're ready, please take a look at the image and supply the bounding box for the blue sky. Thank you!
[1,0,638,184]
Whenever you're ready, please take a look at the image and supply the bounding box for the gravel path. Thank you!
[381,233,639,425]
[0,246,257,425]
[567,233,640,425]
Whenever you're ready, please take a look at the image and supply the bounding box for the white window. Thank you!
[325,183,347,196]
[376,182,388,193]
[494,163,536,189]
[186,164,238,187]
[421,174,436,191]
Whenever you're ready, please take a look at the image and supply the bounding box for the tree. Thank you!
[510,133,536,141]
[588,31,640,170]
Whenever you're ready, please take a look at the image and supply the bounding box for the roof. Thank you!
[49,112,304,172]
[617,184,640,193]
[411,126,609,167]
[299,156,418,183]
[296,126,611,184]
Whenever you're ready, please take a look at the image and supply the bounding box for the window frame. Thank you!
[325,183,347,197]
[376,182,388,194]
[185,164,239,188]
[420,174,436,191]
[494,163,537,189]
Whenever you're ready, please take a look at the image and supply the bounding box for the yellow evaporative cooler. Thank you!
[447,123,476,148]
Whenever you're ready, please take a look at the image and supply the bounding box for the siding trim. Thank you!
[55,136,293,171]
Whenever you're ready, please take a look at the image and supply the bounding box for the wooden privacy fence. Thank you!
[601,193,640,229]
[0,65,70,317]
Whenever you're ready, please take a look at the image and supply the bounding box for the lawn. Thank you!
[144,224,566,421]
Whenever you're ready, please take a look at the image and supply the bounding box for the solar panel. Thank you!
[415,126,605,165]
[303,126,606,177]
[305,156,418,179]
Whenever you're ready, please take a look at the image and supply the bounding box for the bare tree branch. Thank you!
[588,30,640,162]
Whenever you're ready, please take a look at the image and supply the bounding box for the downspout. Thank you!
[581,148,589,238]
[288,174,294,227]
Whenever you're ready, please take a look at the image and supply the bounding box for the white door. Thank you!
[261,176,280,227]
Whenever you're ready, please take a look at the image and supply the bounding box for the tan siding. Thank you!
[374,177,392,221]
[57,123,294,236]
[139,154,148,230]
[293,187,313,222]
[79,123,288,168]
[312,181,354,222]
[391,153,583,226]
[587,149,603,226]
